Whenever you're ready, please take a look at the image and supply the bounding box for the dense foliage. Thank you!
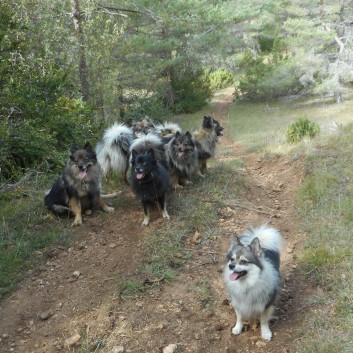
[0,2,97,180]
[209,68,234,91]
[1,0,352,181]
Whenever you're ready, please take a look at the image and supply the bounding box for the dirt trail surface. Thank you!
[0,89,307,353]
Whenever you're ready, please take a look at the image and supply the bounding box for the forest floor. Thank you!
[0,88,311,353]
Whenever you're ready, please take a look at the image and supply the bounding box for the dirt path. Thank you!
[0,89,307,353]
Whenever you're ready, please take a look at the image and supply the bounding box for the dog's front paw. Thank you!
[231,325,243,336]
[184,180,193,185]
[105,206,115,213]
[162,211,170,220]
[141,218,149,227]
[172,183,183,190]
[72,218,83,226]
[260,327,272,341]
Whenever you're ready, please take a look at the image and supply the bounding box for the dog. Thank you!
[192,116,224,174]
[95,123,134,183]
[224,224,283,340]
[45,142,114,226]
[164,131,200,189]
[130,148,170,226]
[132,116,156,138]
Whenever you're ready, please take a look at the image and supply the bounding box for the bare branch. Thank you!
[334,35,345,54]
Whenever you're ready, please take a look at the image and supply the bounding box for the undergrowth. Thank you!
[295,123,353,352]
[0,172,75,298]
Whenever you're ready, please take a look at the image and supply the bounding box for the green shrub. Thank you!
[123,92,171,124]
[234,36,295,101]
[286,117,320,144]
[209,68,233,91]
[171,68,212,114]
[0,61,97,180]
[234,51,274,100]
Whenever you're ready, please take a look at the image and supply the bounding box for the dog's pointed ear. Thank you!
[175,131,181,137]
[131,149,137,159]
[203,116,213,128]
[226,235,240,259]
[231,235,241,247]
[147,148,155,159]
[249,237,263,257]
[70,145,79,154]
[185,131,192,138]
[83,141,93,152]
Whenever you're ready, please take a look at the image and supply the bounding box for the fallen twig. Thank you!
[0,172,35,192]
[225,201,272,215]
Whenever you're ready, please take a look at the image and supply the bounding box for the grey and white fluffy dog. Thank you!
[95,123,134,182]
[224,225,283,340]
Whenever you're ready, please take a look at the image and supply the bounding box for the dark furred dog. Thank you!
[130,149,170,226]
[45,142,114,226]
[164,131,199,189]
[192,115,224,174]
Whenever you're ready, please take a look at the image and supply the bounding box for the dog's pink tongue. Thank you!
[136,172,144,180]
[79,171,87,180]
[177,151,184,157]
[230,272,240,281]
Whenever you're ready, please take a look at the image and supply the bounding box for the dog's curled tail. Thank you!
[245,224,283,253]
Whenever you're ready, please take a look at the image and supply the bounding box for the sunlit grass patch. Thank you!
[295,123,353,352]
[300,245,349,268]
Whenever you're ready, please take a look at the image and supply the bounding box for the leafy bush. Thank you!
[286,117,320,144]
[171,68,212,114]
[122,92,171,124]
[234,51,274,100]
[209,68,233,91]
[234,37,296,101]
[0,62,97,181]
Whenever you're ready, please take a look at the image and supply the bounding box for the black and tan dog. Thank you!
[45,142,114,226]
[192,115,224,175]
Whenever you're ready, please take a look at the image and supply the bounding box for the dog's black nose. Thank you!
[78,164,85,171]
[229,263,235,270]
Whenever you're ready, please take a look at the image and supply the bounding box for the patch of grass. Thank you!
[189,279,214,310]
[301,338,345,353]
[119,279,147,299]
[295,123,353,352]
[0,173,74,298]
[225,97,353,153]
[300,245,349,268]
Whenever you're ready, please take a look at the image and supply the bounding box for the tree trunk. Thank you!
[71,0,90,101]
[159,23,174,108]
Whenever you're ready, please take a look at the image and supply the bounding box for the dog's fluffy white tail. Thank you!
[96,123,133,176]
[241,224,283,253]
